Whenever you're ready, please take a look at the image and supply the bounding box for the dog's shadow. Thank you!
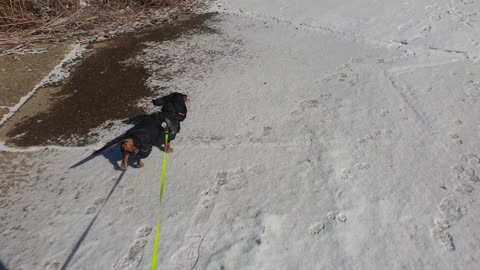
[70,114,150,170]
[70,144,140,170]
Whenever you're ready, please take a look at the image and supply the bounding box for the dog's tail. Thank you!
[91,133,127,156]
[70,133,128,169]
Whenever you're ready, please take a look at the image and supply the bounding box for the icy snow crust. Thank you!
[2,0,480,269]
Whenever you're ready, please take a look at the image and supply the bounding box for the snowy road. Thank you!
[2,0,480,269]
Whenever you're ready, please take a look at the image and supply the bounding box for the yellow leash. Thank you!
[150,216,161,270]
[160,133,169,202]
[151,133,169,270]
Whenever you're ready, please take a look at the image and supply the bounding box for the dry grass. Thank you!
[0,0,186,49]
[0,0,81,31]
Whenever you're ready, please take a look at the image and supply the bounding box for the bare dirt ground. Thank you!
[0,43,73,119]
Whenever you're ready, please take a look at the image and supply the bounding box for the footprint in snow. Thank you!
[84,197,105,214]
[216,168,249,191]
[327,211,347,223]
[438,196,467,223]
[454,183,474,194]
[308,222,325,235]
[94,197,105,206]
[379,109,390,117]
[113,225,152,270]
[357,129,392,145]
[309,211,348,235]
[431,218,455,251]
[448,133,463,145]
[355,162,371,170]
[45,261,61,270]
[299,99,319,111]
[463,153,480,166]
[121,205,134,214]
[168,231,206,270]
[85,206,97,215]
[339,168,351,181]
[431,195,467,251]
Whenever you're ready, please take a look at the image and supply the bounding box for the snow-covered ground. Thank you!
[2,0,480,269]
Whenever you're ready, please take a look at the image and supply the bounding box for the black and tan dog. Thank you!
[91,92,188,170]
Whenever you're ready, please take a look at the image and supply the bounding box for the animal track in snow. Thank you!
[357,129,392,144]
[198,188,218,209]
[327,211,338,221]
[355,162,371,170]
[217,166,265,191]
[309,211,348,235]
[299,99,319,111]
[113,226,152,270]
[262,126,272,137]
[322,64,359,87]
[180,134,225,145]
[421,25,432,34]
[339,168,351,181]
[307,222,325,235]
[45,261,61,270]
[449,133,463,145]
[250,126,274,143]
[339,161,370,181]
[290,95,329,117]
[121,205,134,214]
[84,197,105,214]
[85,206,97,215]
[379,109,390,117]
[319,93,332,100]
[136,226,153,238]
[337,214,347,223]
[224,169,247,191]
[94,198,105,205]
[327,211,347,223]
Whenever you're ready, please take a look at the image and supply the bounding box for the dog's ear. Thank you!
[152,96,169,106]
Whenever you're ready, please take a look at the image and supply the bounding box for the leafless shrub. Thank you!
[0,0,183,32]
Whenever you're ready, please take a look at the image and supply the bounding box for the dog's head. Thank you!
[153,92,188,122]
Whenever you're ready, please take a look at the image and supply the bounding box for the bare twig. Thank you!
[0,20,48,28]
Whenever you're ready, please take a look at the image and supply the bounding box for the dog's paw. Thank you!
[120,163,128,170]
